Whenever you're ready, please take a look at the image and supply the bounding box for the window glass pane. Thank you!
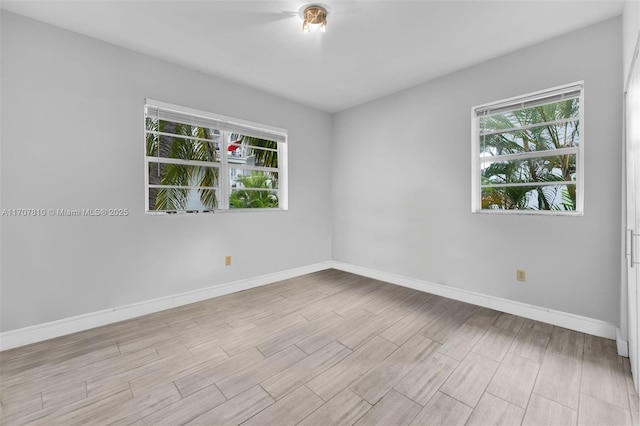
[149,188,219,212]
[146,117,221,138]
[480,98,579,132]
[230,169,278,189]
[481,184,576,211]
[229,169,279,209]
[146,133,220,161]
[480,121,579,156]
[229,188,279,209]
[481,154,576,185]
[148,162,219,189]
[228,134,279,169]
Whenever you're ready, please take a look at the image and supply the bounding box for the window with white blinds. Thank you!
[144,99,288,214]
[471,82,584,214]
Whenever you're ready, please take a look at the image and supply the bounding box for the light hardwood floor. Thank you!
[1,269,638,425]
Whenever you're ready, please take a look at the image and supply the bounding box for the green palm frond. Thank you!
[155,187,190,211]
[479,98,579,210]
[229,171,278,209]
[231,134,279,169]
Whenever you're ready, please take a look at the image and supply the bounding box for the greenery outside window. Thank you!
[471,82,584,214]
[145,100,287,214]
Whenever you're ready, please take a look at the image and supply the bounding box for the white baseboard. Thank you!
[330,261,618,340]
[0,261,333,351]
[1,260,620,351]
[616,327,629,357]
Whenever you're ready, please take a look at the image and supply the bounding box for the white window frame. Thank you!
[471,82,584,215]
[144,99,288,214]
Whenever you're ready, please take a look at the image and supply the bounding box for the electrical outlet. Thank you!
[516,269,526,282]
[225,256,232,266]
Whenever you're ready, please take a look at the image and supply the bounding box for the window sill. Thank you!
[472,209,583,217]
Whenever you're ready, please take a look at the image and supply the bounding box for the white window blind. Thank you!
[474,85,582,117]
[145,100,287,144]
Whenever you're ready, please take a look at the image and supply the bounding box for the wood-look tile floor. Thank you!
[1,269,638,425]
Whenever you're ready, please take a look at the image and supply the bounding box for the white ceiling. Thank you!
[1,0,624,112]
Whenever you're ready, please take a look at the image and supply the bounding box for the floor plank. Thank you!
[215,345,306,399]
[353,389,421,426]
[492,312,525,333]
[243,385,323,426]
[533,352,581,409]
[298,389,372,426]
[24,387,133,426]
[338,305,409,350]
[508,321,551,363]
[256,311,344,357]
[471,325,518,362]
[394,352,458,406]
[173,347,264,398]
[350,334,439,404]
[439,352,499,407]
[379,298,445,346]
[419,300,477,343]
[261,340,351,400]
[306,336,397,401]
[132,384,227,425]
[185,385,274,425]
[410,391,473,426]
[546,326,585,360]
[581,355,629,409]
[522,393,577,426]
[465,392,525,426]
[41,381,87,409]
[486,352,540,408]
[622,358,639,426]
[95,382,181,425]
[578,392,633,426]
[437,324,484,362]
[296,310,372,354]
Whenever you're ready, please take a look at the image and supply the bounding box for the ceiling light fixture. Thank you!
[301,5,328,33]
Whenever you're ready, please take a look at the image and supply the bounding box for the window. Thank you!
[471,82,584,214]
[144,100,287,214]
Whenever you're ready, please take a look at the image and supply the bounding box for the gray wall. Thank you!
[0,12,333,332]
[332,17,623,324]
[624,0,640,80]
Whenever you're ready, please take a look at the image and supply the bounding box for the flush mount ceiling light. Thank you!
[300,4,328,33]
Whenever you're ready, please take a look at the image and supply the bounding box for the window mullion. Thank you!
[145,129,220,144]
[481,181,576,188]
[279,142,288,210]
[220,131,230,211]
[227,163,279,173]
[146,157,222,168]
[479,117,578,137]
[481,147,578,163]
[149,185,218,190]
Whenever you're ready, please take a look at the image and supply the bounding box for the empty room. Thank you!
[1,0,639,425]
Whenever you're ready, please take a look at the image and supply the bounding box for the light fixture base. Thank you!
[299,3,329,33]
